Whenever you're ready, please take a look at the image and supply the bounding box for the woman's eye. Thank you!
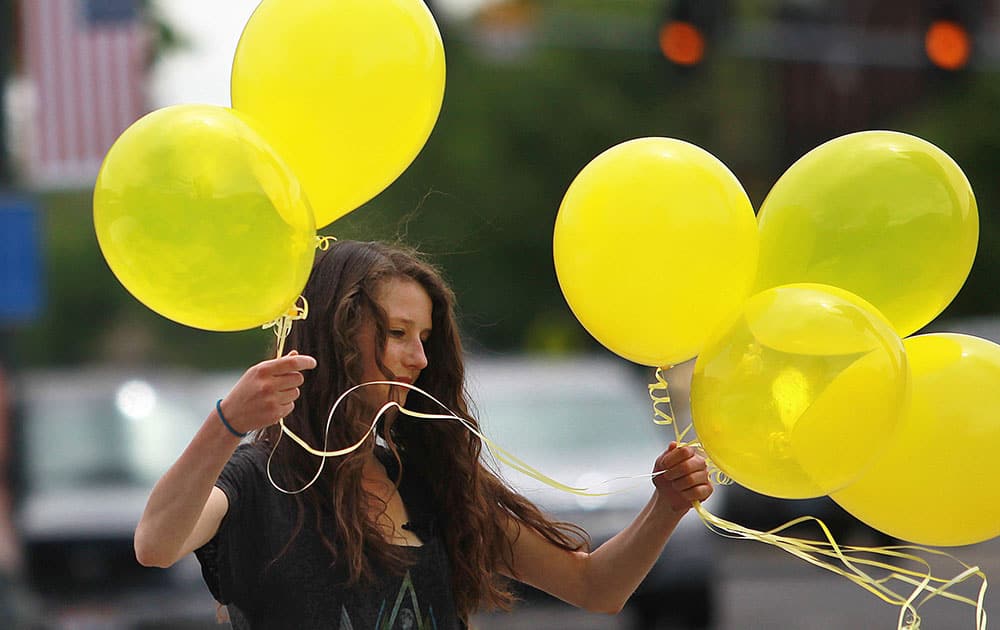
[389,329,405,338]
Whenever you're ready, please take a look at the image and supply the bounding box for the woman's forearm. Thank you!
[134,409,240,567]
[582,493,686,613]
[134,353,315,567]
[506,444,711,615]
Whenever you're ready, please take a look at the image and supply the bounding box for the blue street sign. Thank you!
[0,197,43,322]
[83,0,140,25]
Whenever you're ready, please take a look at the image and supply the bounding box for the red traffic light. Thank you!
[659,20,705,66]
[925,19,971,70]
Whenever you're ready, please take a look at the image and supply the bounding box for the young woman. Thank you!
[134,240,713,628]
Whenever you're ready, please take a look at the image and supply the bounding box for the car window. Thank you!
[25,394,131,491]
[465,358,691,515]
[477,392,658,457]
[466,359,671,494]
[20,373,231,495]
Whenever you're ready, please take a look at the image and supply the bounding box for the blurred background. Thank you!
[1,0,999,628]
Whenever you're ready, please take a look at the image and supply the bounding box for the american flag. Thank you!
[19,0,150,189]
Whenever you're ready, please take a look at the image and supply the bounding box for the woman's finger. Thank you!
[659,456,707,482]
[670,469,710,492]
[264,353,317,375]
[273,371,306,392]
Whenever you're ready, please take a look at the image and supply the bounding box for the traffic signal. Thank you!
[659,16,705,66]
[923,1,974,71]
[658,0,727,69]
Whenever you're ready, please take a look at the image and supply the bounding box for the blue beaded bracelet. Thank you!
[216,399,248,438]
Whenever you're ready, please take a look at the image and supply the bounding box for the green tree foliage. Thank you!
[330,26,772,357]
[896,76,1000,320]
[12,3,1000,368]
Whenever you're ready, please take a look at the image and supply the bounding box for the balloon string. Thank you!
[261,234,333,464]
[649,367,730,484]
[267,380,655,497]
[649,368,987,629]
[263,375,987,627]
[316,234,337,250]
[263,236,334,355]
[262,296,309,358]
[259,364,988,628]
[257,297,310,480]
[694,503,987,629]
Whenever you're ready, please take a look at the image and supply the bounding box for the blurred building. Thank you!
[634,0,1000,163]
[472,0,998,161]
[760,0,996,162]
[13,0,150,189]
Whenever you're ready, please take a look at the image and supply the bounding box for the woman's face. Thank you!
[357,276,433,409]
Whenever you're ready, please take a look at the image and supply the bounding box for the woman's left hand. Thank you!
[652,442,713,513]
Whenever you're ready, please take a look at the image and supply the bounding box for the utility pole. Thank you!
[0,4,26,626]
[0,0,13,186]
[0,0,18,375]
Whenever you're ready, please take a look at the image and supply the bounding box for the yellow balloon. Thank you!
[553,137,758,367]
[755,130,978,338]
[231,0,446,229]
[94,104,316,331]
[833,333,1000,546]
[690,284,908,498]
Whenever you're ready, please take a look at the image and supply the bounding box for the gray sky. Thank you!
[149,0,490,108]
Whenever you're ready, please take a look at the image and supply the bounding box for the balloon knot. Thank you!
[316,235,337,250]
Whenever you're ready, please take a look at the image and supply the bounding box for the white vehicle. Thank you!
[15,355,722,629]
[15,368,233,629]
[467,355,722,629]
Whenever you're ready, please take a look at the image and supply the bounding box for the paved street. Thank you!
[473,535,1000,629]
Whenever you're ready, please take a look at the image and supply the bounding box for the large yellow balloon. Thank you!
[94,104,316,331]
[755,130,978,338]
[833,333,1000,546]
[691,284,908,498]
[553,137,758,367]
[231,0,446,229]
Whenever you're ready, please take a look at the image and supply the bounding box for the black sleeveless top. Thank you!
[195,444,466,629]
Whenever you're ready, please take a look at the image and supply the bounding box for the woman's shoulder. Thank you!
[215,442,272,502]
[231,441,269,464]
[224,442,271,475]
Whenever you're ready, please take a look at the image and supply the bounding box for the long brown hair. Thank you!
[255,240,587,619]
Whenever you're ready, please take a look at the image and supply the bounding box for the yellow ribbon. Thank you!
[254,322,988,629]
[315,234,337,251]
[650,367,988,630]
[648,368,730,485]
[261,235,334,356]
[267,380,653,497]
[261,296,309,358]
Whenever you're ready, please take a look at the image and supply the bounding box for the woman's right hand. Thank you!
[217,351,317,434]
[136,351,316,567]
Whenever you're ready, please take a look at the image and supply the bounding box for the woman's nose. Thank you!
[406,339,428,371]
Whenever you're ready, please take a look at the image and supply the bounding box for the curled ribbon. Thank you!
[261,235,334,358]
[249,319,988,629]
[267,380,655,498]
[315,234,337,251]
[649,368,730,485]
[650,367,988,630]
[261,296,309,358]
